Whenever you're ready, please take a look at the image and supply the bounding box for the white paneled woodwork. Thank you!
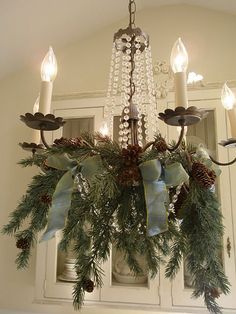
[35,89,236,312]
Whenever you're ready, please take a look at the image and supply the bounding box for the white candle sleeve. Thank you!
[227,107,236,138]
[174,72,188,108]
[39,81,53,114]
[32,130,41,144]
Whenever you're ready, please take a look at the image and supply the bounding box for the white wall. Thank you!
[0,4,236,314]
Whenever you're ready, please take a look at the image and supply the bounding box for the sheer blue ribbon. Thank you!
[139,160,189,237]
[41,154,102,241]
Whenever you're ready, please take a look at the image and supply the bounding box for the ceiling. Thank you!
[1,0,236,80]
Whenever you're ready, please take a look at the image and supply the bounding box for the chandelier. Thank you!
[3,1,236,313]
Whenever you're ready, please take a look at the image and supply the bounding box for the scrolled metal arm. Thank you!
[209,155,236,166]
[143,120,186,152]
[167,122,186,152]
[40,129,50,149]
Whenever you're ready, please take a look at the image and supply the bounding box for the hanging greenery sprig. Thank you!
[2,134,230,313]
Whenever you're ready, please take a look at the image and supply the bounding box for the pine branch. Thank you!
[3,169,63,268]
[181,181,230,313]
[18,154,47,168]
[165,231,186,280]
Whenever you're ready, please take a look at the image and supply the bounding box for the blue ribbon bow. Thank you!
[139,160,189,237]
[41,154,102,241]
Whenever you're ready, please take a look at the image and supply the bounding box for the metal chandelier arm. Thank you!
[167,120,186,152]
[209,155,236,166]
[143,121,186,152]
[143,141,155,152]
[40,129,50,149]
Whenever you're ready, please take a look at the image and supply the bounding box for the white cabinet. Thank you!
[35,88,236,313]
[167,89,236,310]
[100,251,160,305]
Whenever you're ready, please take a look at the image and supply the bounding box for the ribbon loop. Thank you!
[41,154,103,242]
[139,159,189,237]
[41,169,75,241]
[164,162,189,187]
[46,154,78,171]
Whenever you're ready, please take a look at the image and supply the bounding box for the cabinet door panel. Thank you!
[168,95,236,309]
[100,250,160,305]
[44,233,100,301]
[42,104,104,301]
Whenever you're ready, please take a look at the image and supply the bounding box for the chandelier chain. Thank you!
[129,0,136,28]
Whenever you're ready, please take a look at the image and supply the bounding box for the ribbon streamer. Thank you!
[139,160,189,237]
[41,154,102,241]
[41,154,78,241]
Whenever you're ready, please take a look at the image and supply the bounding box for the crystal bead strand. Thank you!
[137,43,149,143]
[119,36,132,148]
[119,48,129,146]
[74,173,89,200]
[168,183,183,214]
[105,42,117,135]
[110,48,121,131]
[145,45,158,139]
[123,38,133,147]
[133,40,144,146]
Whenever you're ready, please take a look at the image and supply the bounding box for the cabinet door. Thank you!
[100,103,162,306]
[167,91,236,309]
[41,103,104,301]
[100,248,160,305]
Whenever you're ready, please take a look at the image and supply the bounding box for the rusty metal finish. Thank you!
[113,27,149,46]
[158,106,208,126]
[219,138,236,148]
[129,0,136,28]
[113,0,149,52]
[40,129,50,149]
[20,112,65,131]
[209,155,236,166]
[19,142,44,154]
[167,121,186,152]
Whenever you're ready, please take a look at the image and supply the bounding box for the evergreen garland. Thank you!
[2,134,230,313]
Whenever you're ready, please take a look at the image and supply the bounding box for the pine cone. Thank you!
[41,160,55,172]
[174,185,189,219]
[118,166,141,186]
[121,145,142,166]
[191,162,216,189]
[53,137,82,148]
[16,238,30,250]
[95,133,111,143]
[40,194,52,205]
[209,287,221,299]
[153,137,168,152]
[82,279,94,293]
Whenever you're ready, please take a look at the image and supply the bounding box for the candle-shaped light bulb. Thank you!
[221,83,236,110]
[41,46,57,82]
[99,121,109,137]
[38,46,57,114]
[32,96,41,144]
[221,83,236,138]
[171,38,189,108]
[33,95,39,114]
[170,38,188,73]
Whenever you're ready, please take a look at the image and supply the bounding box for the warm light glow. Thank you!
[170,38,188,73]
[99,121,109,136]
[221,83,236,110]
[187,72,203,84]
[177,126,188,136]
[33,95,39,114]
[41,46,58,82]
